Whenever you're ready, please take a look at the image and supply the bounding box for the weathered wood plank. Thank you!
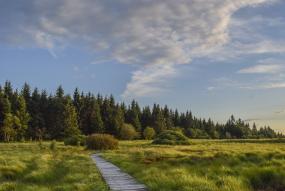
[92,154,147,191]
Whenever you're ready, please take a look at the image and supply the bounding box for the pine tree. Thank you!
[0,95,11,127]
[126,100,142,131]
[21,83,31,108]
[63,99,81,138]
[163,105,173,129]
[0,96,14,141]
[141,106,152,129]
[14,96,30,141]
[27,88,45,140]
[89,99,104,134]
[2,113,15,142]
[47,86,66,139]
[73,88,82,118]
[153,109,166,133]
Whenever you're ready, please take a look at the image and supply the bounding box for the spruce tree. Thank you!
[63,99,81,138]
[2,113,15,142]
[89,100,104,134]
[14,96,30,141]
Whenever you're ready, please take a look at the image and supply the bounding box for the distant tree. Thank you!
[63,99,81,138]
[21,83,31,107]
[0,97,14,142]
[2,113,15,142]
[73,88,82,120]
[141,106,152,128]
[153,106,166,133]
[163,105,174,129]
[0,81,282,141]
[0,95,11,127]
[14,96,30,141]
[126,100,141,132]
[110,106,124,136]
[252,123,258,138]
[89,99,104,134]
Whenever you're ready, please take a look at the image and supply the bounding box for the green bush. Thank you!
[64,135,86,146]
[49,140,57,151]
[152,130,191,145]
[143,127,156,140]
[86,134,118,150]
[119,124,138,140]
[247,167,285,191]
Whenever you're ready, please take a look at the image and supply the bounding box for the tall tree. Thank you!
[63,99,81,138]
[14,96,30,141]
[89,100,104,134]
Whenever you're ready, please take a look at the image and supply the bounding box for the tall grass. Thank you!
[102,139,285,191]
[0,142,108,191]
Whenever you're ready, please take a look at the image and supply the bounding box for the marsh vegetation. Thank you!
[103,139,285,191]
[0,142,107,191]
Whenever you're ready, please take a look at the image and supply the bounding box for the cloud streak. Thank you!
[238,64,283,74]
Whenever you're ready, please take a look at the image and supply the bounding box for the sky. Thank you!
[0,0,285,133]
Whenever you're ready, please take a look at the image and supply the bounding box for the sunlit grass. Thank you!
[0,142,108,191]
[102,139,285,191]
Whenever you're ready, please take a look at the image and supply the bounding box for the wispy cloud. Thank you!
[238,64,283,74]
[122,64,176,98]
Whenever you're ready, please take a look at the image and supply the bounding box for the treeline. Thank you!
[0,81,282,142]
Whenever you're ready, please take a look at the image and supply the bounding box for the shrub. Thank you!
[64,135,86,146]
[86,134,118,150]
[143,127,156,140]
[49,140,57,151]
[247,167,285,191]
[119,124,137,140]
[152,130,191,145]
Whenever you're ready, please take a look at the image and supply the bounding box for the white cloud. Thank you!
[0,0,279,97]
[238,64,283,74]
[122,64,176,98]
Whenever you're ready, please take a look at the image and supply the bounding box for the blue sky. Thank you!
[0,0,285,133]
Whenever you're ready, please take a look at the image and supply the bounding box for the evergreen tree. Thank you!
[0,95,11,127]
[89,99,104,134]
[63,99,81,138]
[153,109,166,133]
[0,81,282,141]
[2,113,15,142]
[163,105,173,129]
[27,88,45,140]
[141,106,152,129]
[14,96,30,140]
[126,100,141,131]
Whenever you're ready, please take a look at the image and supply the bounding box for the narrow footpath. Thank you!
[92,154,148,191]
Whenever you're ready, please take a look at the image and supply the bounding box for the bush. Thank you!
[49,140,57,151]
[119,124,137,140]
[143,127,156,140]
[247,167,285,191]
[152,130,191,145]
[86,134,118,150]
[64,135,86,146]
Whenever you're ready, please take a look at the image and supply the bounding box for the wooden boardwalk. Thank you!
[91,154,147,191]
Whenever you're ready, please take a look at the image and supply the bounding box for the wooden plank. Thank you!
[92,154,148,191]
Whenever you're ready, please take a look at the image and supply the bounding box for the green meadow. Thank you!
[102,139,285,191]
[1,140,285,191]
[0,142,107,191]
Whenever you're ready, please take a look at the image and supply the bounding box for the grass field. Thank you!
[1,140,285,191]
[102,139,285,191]
[0,142,108,191]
